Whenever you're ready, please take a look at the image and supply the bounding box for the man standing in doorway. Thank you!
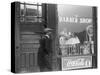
[38,28,53,72]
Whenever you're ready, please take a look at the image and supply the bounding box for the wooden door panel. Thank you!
[19,31,41,72]
[29,53,35,66]
[20,24,43,32]
[19,52,38,72]
[20,53,26,67]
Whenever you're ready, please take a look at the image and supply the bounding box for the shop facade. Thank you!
[11,2,97,73]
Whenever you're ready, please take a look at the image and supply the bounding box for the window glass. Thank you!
[38,6,42,17]
[20,4,24,16]
[26,5,38,16]
[20,3,42,22]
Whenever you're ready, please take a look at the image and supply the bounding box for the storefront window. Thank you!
[58,5,94,56]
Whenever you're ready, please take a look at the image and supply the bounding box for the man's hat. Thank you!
[44,28,53,32]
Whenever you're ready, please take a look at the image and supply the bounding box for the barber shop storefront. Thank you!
[11,2,97,73]
[57,5,97,71]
